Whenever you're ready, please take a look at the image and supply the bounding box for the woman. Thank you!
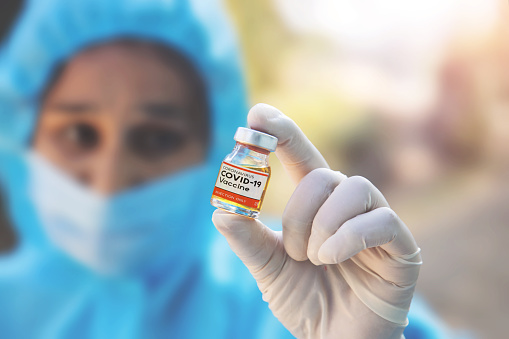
[0,0,433,338]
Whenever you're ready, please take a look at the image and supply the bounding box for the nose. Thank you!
[90,139,133,196]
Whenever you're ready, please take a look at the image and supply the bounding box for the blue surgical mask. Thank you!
[27,151,212,277]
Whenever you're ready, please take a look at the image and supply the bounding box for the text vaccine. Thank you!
[211,127,278,218]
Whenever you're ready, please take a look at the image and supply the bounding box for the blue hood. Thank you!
[0,0,248,245]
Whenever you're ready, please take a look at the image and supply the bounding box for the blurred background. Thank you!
[227,1,508,337]
[1,0,508,337]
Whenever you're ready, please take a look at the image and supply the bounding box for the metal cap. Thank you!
[234,127,278,152]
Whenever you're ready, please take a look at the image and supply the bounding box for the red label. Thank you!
[212,187,260,208]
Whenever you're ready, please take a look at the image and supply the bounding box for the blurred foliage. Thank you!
[226,0,364,213]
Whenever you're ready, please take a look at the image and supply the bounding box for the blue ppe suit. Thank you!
[0,0,450,338]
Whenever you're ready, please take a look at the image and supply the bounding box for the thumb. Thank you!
[212,209,285,282]
[247,103,330,184]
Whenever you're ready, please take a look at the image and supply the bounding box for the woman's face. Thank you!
[33,41,208,195]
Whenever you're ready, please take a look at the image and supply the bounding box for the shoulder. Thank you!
[0,245,53,336]
[0,244,87,322]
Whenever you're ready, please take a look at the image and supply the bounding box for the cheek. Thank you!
[180,139,207,162]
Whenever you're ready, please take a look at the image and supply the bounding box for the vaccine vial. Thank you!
[211,127,278,218]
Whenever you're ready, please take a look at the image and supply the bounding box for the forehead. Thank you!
[46,41,192,104]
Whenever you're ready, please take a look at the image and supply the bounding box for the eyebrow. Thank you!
[140,102,185,120]
[46,101,187,119]
[48,102,99,114]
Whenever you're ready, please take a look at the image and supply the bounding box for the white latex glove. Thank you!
[212,104,422,339]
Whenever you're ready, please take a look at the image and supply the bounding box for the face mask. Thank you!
[27,151,212,277]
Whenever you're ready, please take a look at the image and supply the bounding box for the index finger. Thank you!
[247,103,332,184]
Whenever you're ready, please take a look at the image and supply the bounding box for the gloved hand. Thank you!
[212,104,422,339]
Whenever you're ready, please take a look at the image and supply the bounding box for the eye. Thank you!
[58,122,99,153]
[127,126,186,159]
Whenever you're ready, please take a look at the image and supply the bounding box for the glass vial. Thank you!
[211,127,278,218]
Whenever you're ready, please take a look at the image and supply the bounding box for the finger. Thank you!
[212,209,286,282]
[282,168,343,261]
[307,176,389,265]
[317,207,420,265]
[247,103,331,184]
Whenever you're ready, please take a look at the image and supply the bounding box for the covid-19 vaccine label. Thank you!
[212,162,269,208]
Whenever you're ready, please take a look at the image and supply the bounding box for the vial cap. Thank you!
[234,127,278,152]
